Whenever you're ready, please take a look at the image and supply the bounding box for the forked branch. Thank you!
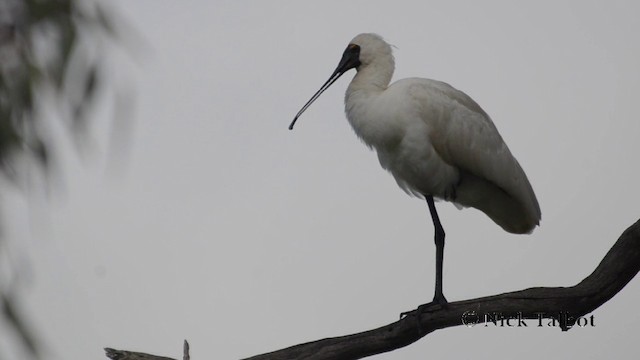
[106,219,640,360]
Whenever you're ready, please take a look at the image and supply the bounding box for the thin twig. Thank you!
[183,340,190,360]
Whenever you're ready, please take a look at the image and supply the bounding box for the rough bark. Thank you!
[105,219,640,360]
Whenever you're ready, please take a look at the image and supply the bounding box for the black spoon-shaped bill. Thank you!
[288,44,361,130]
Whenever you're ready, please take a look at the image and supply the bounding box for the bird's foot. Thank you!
[400,294,449,335]
[399,294,448,335]
[399,294,448,320]
[430,292,449,309]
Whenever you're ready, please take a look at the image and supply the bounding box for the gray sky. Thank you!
[2,0,640,359]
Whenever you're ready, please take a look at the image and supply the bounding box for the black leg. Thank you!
[400,195,448,321]
[426,195,448,306]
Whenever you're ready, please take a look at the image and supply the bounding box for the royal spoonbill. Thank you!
[289,33,541,310]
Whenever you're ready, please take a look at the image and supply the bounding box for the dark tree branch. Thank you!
[105,219,640,360]
[104,347,176,360]
[104,340,189,360]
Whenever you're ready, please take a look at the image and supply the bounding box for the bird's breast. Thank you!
[344,88,459,198]
[344,90,406,150]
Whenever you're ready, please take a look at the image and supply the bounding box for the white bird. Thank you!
[289,33,541,310]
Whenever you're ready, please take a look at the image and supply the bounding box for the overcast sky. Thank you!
[2,1,640,359]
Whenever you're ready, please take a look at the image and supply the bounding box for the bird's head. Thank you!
[288,33,393,130]
[348,33,393,69]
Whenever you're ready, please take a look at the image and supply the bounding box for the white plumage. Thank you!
[290,33,540,308]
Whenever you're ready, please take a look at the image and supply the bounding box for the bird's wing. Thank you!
[408,79,541,231]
